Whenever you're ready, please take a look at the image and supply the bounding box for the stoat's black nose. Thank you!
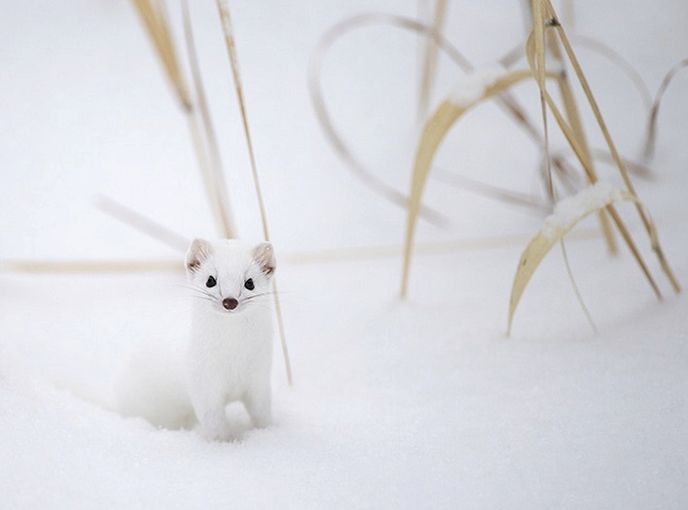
[222,297,238,310]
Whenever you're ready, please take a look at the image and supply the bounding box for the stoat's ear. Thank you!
[185,238,212,273]
[253,242,276,277]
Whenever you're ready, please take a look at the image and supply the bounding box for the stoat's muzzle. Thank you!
[222,297,238,311]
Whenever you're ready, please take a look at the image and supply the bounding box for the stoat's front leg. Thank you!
[244,382,272,429]
[196,400,231,441]
[187,345,231,440]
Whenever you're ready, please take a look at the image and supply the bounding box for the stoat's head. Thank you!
[185,238,276,314]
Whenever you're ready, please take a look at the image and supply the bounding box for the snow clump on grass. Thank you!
[542,182,624,240]
[448,65,507,107]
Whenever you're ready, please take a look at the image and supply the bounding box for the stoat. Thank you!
[184,238,275,440]
[116,239,275,439]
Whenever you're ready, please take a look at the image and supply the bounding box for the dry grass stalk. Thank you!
[539,0,680,293]
[131,0,192,110]
[507,187,636,333]
[130,0,235,239]
[0,259,182,274]
[527,0,598,331]
[525,29,662,299]
[417,0,448,120]
[529,0,556,202]
[545,24,617,253]
[431,167,549,214]
[215,0,292,386]
[181,0,236,238]
[550,147,654,180]
[284,227,600,265]
[0,227,602,274]
[400,69,557,297]
[643,58,688,160]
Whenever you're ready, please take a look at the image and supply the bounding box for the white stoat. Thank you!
[116,238,275,440]
[184,238,275,440]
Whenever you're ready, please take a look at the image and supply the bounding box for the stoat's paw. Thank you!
[196,408,233,442]
[198,423,233,442]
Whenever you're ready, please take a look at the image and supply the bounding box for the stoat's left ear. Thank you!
[186,238,212,273]
[253,242,276,277]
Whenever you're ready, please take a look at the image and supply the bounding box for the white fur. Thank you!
[116,343,195,430]
[185,239,275,440]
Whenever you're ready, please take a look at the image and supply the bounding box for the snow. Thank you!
[542,182,624,240]
[448,65,507,107]
[1,0,688,508]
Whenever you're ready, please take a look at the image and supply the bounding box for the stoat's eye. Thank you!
[244,278,254,291]
[206,276,217,288]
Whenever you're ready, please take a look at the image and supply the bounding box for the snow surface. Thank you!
[1,0,688,509]
[542,182,624,240]
[448,65,507,107]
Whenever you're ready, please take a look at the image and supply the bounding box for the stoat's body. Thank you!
[184,239,275,440]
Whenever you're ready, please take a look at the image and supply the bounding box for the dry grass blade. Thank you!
[643,58,688,160]
[131,0,192,110]
[508,185,634,334]
[130,0,234,239]
[95,196,189,252]
[525,30,662,300]
[181,0,235,238]
[400,69,551,297]
[418,0,448,120]
[215,0,292,386]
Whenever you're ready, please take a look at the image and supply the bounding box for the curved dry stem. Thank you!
[500,33,652,111]
[560,238,597,334]
[643,57,688,160]
[309,13,477,226]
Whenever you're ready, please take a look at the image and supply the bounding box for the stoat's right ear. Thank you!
[185,238,212,273]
